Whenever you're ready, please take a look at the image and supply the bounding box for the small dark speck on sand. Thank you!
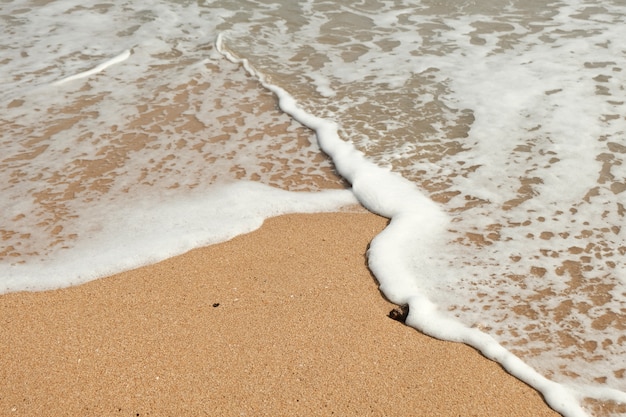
[212,303,220,307]
[388,304,409,323]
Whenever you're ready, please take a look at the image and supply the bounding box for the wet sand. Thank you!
[0,210,560,416]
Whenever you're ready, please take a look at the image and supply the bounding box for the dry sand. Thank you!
[0,211,560,416]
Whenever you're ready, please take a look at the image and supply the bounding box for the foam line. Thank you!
[215,32,590,417]
[52,49,132,85]
[1,181,357,294]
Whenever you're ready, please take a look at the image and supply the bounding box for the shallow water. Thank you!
[1,0,351,289]
[1,0,626,415]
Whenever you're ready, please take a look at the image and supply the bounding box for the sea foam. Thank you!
[216,32,590,417]
[1,181,356,293]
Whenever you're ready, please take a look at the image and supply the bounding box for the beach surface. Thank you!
[0,210,560,416]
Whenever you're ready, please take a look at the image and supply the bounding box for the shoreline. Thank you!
[0,211,559,416]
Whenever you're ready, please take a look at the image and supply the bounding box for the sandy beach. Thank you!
[0,210,559,416]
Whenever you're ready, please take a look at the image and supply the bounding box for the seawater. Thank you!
[1,1,626,416]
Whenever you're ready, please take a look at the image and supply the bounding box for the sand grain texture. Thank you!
[0,212,560,416]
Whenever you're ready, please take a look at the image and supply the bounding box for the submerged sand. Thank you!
[0,211,559,416]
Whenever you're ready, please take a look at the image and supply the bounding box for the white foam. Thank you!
[216,33,590,417]
[307,72,336,98]
[52,49,132,85]
[1,181,356,293]
[0,0,351,294]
